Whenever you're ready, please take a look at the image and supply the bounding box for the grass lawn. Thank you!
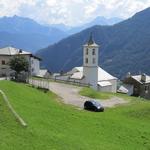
[79,87,147,101]
[79,87,112,99]
[0,81,150,150]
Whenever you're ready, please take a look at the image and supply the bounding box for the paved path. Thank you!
[48,82,128,108]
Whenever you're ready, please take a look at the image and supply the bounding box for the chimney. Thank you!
[19,49,22,53]
[126,72,131,78]
[141,73,146,82]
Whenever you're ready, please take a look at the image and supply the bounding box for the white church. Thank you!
[56,34,117,93]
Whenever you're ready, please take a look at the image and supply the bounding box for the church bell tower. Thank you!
[83,33,99,89]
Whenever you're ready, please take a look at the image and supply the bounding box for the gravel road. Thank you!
[49,82,128,108]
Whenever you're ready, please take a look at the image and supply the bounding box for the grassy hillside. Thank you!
[0,81,150,150]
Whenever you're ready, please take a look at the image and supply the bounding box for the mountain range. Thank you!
[0,15,67,52]
[50,16,123,34]
[0,15,122,52]
[36,7,150,78]
[67,16,123,34]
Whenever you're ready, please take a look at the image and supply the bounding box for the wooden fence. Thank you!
[29,78,49,89]
[53,77,90,87]
[29,77,90,88]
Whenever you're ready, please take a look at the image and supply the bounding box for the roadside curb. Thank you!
[0,90,27,127]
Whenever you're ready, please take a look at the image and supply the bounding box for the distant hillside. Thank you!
[68,16,123,34]
[0,15,67,52]
[36,7,150,78]
[50,16,123,34]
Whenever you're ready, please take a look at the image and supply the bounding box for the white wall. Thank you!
[0,55,40,77]
[97,79,117,93]
[98,85,113,92]
[83,44,99,90]
[83,45,99,67]
[30,57,40,76]
[109,79,117,93]
[0,56,11,76]
[83,66,98,90]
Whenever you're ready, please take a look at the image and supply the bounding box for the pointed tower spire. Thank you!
[87,32,94,45]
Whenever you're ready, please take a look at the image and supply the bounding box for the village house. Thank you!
[118,73,150,99]
[0,46,41,77]
[36,69,51,78]
[55,34,117,93]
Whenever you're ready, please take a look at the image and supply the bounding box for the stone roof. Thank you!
[131,75,150,84]
[0,46,31,55]
[0,46,41,60]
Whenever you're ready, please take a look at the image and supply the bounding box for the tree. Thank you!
[9,55,29,79]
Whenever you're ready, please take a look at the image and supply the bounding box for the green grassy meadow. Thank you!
[0,81,150,150]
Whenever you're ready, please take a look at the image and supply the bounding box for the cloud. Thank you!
[0,0,150,26]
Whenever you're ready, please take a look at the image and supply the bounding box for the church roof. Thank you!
[84,33,99,47]
[70,71,83,80]
[88,33,95,45]
[97,67,117,81]
[98,81,112,87]
[69,66,117,81]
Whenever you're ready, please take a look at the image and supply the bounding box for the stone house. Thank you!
[122,73,150,99]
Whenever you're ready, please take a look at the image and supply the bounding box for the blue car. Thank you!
[84,100,104,112]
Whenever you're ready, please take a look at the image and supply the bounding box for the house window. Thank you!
[2,60,5,65]
[145,85,149,91]
[85,58,88,64]
[86,48,88,55]
[93,58,96,64]
[92,49,95,55]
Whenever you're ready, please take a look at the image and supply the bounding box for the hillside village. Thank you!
[0,3,150,150]
[0,33,150,100]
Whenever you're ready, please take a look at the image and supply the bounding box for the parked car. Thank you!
[84,100,104,112]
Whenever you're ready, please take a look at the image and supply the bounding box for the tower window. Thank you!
[93,58,96,64]
[2,60,5,65]
[92,49,95,55]
[86,48,88,55]
[85,58,88,64]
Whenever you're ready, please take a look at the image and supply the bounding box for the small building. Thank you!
[36,69,51,78]
[0,46,41,77]
[122,73,150,99]
[117,83,134,96]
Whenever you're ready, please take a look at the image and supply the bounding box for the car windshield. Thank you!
[91,100,101,106]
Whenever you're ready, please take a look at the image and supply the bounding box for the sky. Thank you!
[0,0,150,26]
